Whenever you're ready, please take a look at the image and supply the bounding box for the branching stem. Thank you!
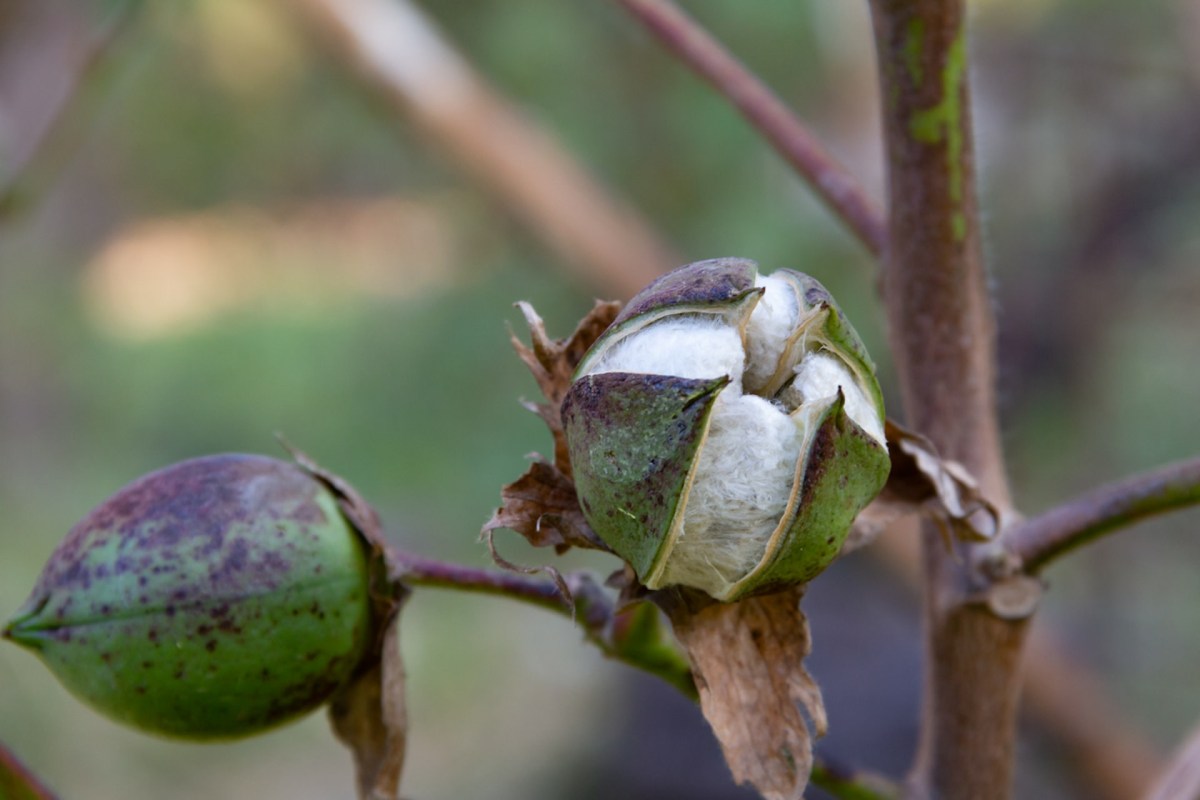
[868,2,1021,797]
[387,547,899,798]
[1012,457,1200,572]
[615,0,887,255]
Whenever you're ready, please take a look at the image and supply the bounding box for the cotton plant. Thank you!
[564,257,890,601]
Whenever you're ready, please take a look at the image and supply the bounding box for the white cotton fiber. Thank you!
[742,274,800,393]
[657,393,802,596]
[579,276,883,598]
[586,316,746,385]
[782,351,886,445]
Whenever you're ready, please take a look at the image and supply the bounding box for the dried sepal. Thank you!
[329,610,408,800]
[285,445,412,800]
[837,421,1002,556]
[481,458,608,555]
[887,421,999,541]
[510,299,621,475]
[482,300,621,585]
[658,586,824,800]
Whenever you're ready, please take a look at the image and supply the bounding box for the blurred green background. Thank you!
[1,1,1199,798]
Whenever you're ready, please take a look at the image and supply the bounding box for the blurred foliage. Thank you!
[1,0,1199,798]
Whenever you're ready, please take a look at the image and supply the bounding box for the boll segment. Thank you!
[563,258,890,602]
[2,454,373,739]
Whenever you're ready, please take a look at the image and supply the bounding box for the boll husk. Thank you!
[562,258,890,602]
[2,454,373,739]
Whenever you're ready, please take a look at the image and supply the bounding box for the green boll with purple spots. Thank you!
[3,454,373,740]
[563,258,891,602]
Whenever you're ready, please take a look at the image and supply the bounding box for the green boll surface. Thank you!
[563,372,729,580]
[3,454,372,740]
[565,259,890,601]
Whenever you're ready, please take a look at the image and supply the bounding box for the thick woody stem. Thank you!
[615,0,887,256]
[867,2,1023,797]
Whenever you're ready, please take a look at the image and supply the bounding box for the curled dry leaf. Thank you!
[0,741,58,800]
[329,612,408,800]
[658,586,825,800]
[510,299,621,475]
[480,526,573,611]
[481,458,609,554]
[841,420,1001,554]
[277,441,411,800]
[279,437,390,552]
[483,301,621,586]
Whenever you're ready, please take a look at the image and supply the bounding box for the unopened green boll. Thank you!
[3,454,373,739]
[563,258,890,602]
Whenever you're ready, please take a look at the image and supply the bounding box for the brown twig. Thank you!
[1011,457,1200,573]
[284,0,679,299]
[614,0,887,256]
[867,2,1022,797]
[387,547,693,691]
[0,0,143,219]
[388,548,582,616]
[387,546,900,797]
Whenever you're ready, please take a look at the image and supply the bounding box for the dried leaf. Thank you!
[484,301,620,575]
[481,526,573,608]
[278,441,411,799]
[510,299,621,475]
[841,420,1000,554]
[658,586,825,800]
[329,610,408,800]
[279,437,389,551]
[0,742,58,800]
[481,457,610,554]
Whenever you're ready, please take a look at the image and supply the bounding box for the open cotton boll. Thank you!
[657,393,803,595]
[743,274,800,393]
[587,315,746,385]
[783,351,886,445]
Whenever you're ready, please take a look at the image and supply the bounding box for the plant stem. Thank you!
[1012,457,1200,572]
[615,0,887,256]
[388,547,900,797]
[387,547,694,694]
[287,0,678,299]
[812,756,903,800]
[867,2,1022,797]
[0,0,143,220]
